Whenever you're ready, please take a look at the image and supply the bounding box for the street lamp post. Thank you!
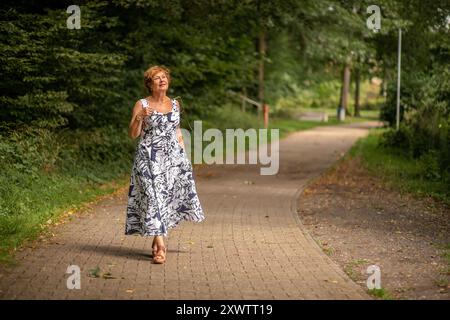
[396,28,402,130]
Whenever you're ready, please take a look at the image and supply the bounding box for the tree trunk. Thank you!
[258,29,266,119]
[354,68,361,117]
[381,67,389,105]
[339,63,351,118]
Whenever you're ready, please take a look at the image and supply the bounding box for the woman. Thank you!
[125,65,205,264]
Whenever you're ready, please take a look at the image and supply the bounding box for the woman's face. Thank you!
[151,71,169,93]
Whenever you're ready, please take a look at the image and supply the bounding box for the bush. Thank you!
[203,103,261,131]
[380,126,411,151]
[380,64,450,183]
[418,150,442,181]
[0,128,63,177]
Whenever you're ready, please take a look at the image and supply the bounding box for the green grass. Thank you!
[316,240,335,256]
[343,258,370,281]
[270,109,379,140]
[270,117,339,138]
[367,288,395,300]
[439,243,450,277]
[434,276,449,288]
[443,244,450,265]
[0,163,131,264]
[350,129,450,204]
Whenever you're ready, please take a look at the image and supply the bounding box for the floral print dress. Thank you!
[125,98,205,236]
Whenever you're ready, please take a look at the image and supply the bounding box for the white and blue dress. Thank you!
[125,98,205,236]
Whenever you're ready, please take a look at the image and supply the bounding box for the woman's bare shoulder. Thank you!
[136,98,147,105]
[131,99,145,116]
[133,98,147,108]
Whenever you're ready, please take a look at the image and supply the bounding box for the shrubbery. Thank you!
[380,64,450,183]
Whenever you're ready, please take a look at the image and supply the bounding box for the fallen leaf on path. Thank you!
[87,267,117,279]
[102,272,116,279]
[88,267,101,278]
[324,279,339,284]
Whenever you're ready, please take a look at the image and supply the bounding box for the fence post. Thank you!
[263,104,269,128]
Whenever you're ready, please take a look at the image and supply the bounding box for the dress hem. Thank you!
[124,215,205,237]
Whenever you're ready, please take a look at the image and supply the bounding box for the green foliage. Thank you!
[381,64,450,181]
[201,104,261,132]
[377,0,450,187]
[0,2,129,131]
[352,130,450,204]
[418,150,443,182]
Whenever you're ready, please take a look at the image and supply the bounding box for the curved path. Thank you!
[0,122,380,299]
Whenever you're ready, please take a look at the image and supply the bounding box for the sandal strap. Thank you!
[153,249,166,263]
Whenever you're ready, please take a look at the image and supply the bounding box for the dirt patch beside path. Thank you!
[297,156,450,300]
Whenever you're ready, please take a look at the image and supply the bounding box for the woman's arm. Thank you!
[128,101,143,139]
[128,100,149,139]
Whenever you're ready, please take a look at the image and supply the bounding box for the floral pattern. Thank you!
[125,98,205,236]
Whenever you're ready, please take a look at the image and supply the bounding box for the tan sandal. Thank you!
[153,246,166,264]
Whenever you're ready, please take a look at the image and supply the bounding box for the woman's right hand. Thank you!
[138,105,154,119]
[129,101,153,138]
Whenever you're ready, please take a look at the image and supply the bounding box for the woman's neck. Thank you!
[151,91,166,103]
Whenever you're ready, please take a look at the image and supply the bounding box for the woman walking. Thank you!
[125,65,205,264]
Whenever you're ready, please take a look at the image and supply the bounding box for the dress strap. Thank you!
[172,98,179,112]
[140,98,149,108]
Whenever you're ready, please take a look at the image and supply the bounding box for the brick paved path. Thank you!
[0,122,380,299]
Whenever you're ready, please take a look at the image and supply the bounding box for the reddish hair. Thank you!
[143,65,171,93]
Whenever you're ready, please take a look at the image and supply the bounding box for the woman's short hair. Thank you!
[144,65,171,93]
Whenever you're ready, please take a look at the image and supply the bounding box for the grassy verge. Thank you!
[439,243,450,281]
[367,288,395,300]
[350,129,450,204]
[271,109,379,139]
[0,170,131,264]
[0,126,135,264]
